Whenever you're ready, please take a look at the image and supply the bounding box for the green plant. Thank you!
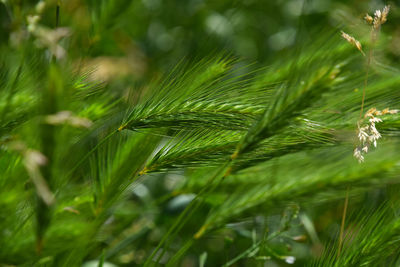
[1,1,400,266]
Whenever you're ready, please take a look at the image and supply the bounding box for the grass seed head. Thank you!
[364,14,373,25]
[354,108,397,163]
[373,5,390,29]
[341,31,365,56]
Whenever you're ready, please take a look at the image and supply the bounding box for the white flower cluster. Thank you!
[354,108,398,162]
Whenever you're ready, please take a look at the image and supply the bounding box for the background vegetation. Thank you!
[1,0,400,266]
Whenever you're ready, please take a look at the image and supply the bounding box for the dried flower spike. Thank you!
[364,14,373,24]
[373,5,390,29]
[341,31,365,56]
[45,110,93,128]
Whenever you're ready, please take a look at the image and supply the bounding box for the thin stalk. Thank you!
[56,1,60,28]
[337,188,349,259]
[35,1,65,252]
[165,239,195,267]
[359,44,373,120]
[339,26,376,259]
[222,227,284,267]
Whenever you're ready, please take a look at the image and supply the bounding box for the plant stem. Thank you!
[339,26,375,259]
[337,188,349,259]
[359,45,373,120]
[56,1,60,28]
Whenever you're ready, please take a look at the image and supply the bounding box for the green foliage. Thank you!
[309,203,400,266]
[1,0,400,266]
[120,57,268,133]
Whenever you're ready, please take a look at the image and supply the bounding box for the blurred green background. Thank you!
[1,0,400,266]
[2,0,399,81]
